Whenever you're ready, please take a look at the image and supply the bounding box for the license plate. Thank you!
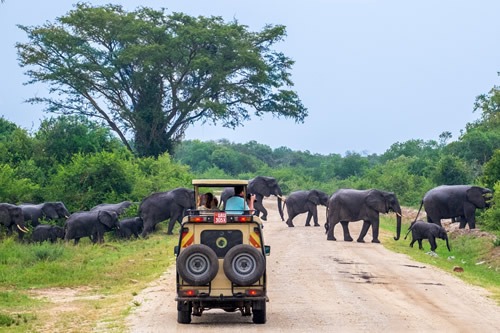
[214,212,227,224]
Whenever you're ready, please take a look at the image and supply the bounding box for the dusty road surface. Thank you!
[126,199,500,332]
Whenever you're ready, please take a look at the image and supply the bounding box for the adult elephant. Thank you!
[139,187,195,236]
[19,202,70,227]
[284,190,329,227]
[248,176,285,221]
[90,201,132,216]
[0,203,29,239]
[419,185,492,229]
[64,210,119,244]
[32,224,65,243]
[325,189,402,243]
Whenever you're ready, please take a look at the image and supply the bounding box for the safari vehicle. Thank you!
[174,179,270,324]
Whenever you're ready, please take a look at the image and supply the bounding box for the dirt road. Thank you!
[126,200,500,332]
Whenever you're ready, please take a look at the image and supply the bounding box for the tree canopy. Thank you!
[16,3,307,157]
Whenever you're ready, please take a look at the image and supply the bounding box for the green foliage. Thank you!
[481,181,500,231]
[0,164,39,203]
[33,116,122,166]
[46,151,137,211]
[480,149,500,190]
[431,154,472,185]
[17,4,307,157]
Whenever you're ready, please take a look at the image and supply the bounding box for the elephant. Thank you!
[418,185,493,229]
[32,224,65,243]
[64,210,119,244]
[90,201,133,216]
[325,189,402,243]
[19,202,70,227]
[139,187,195,236]
[284,190,329,227]
[247,176,285,221]
[404,220,451,252]
[116,217,143,239]
[0,203,29,239]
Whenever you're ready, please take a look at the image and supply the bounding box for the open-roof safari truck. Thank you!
[174,179,270,324]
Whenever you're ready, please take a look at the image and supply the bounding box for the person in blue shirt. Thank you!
[225,185,255,214]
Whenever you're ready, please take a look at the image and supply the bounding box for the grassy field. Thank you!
[0,226,177,333]
[0,217,498,332]
[379,215,500,303]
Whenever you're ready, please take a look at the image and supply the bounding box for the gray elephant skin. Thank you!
[19,202,70,227]
[90,201,132,216]
[248,176,285,221]
[117,217,143,239]
[219,177,285,221]
[284,190,329,227]
[405,220,451,252]
[421,185,492,229]
[0,203,29,239]
[325,189,402,243]
[139,187,195,236]
[64,210,119,244]
[32,224,65,243]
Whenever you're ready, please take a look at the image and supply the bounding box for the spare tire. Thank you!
[223,244,265,285]
[177,244,219,285]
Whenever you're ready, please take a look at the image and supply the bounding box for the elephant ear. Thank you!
[308,190,320,205]
[42,203,58,219]
[98,211,117,228]
[365,190,387,213]
[467,187,487,208]
[0,206,9,226]
[250,176,276,197]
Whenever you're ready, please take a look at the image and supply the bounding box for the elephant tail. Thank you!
[413,200,424,223]
[404,221,416,240]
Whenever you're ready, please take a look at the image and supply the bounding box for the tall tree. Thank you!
[16,4,307,157]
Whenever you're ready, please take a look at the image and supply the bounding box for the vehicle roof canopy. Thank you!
[192,179,248,187]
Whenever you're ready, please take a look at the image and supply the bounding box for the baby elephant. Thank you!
[405,220,451,252]
[32,224,65,243]
[117,217,143,239]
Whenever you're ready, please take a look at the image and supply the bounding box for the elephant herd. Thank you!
[283,184,492,253]
[0,178,493,252]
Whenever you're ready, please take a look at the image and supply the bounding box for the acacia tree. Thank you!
[16,4,307,157]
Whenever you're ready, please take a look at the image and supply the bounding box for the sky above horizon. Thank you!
[1,1,499,156]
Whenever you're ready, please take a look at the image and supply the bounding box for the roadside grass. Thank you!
[379,215,500,304]
[0,226,178,333]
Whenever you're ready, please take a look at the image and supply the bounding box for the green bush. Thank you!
[481,181,500,232]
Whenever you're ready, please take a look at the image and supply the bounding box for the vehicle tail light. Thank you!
[246,289,264,297]
[189,216,206,222]
[236,216,252,222]
[178,289,198,297]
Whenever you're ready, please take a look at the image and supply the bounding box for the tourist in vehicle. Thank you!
[225,185,255,214]
[197,192,218,210]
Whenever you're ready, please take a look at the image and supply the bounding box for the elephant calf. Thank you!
[32,224,65,243]
[117,217,143,239]
[405,220,451,252]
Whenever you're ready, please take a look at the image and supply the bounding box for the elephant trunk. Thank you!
[445,235,451,252]
[277,196,284,221]
[394,208,402,241]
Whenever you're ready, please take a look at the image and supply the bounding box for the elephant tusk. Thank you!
[395,212,402,217]
[276,195,285,201]
[17,225,29,233]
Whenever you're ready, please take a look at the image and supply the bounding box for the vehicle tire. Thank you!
[177,244,219,285]
[223,244,265,285]
[177,301,192,324]
[252,300,266,324]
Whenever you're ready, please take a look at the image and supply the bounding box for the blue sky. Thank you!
[1,1,499,155]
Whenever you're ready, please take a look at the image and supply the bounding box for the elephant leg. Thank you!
[357,220,372,243]
[370,220,380,243]
[326,220,338,241]
[312,207,320,226]
[254,198,268,221]
[409,239,415,248]
[341,221,353,242]
[428,236,437,251]
[305,212,313,226]
[417,239,423,250]
[286,211,296,227]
